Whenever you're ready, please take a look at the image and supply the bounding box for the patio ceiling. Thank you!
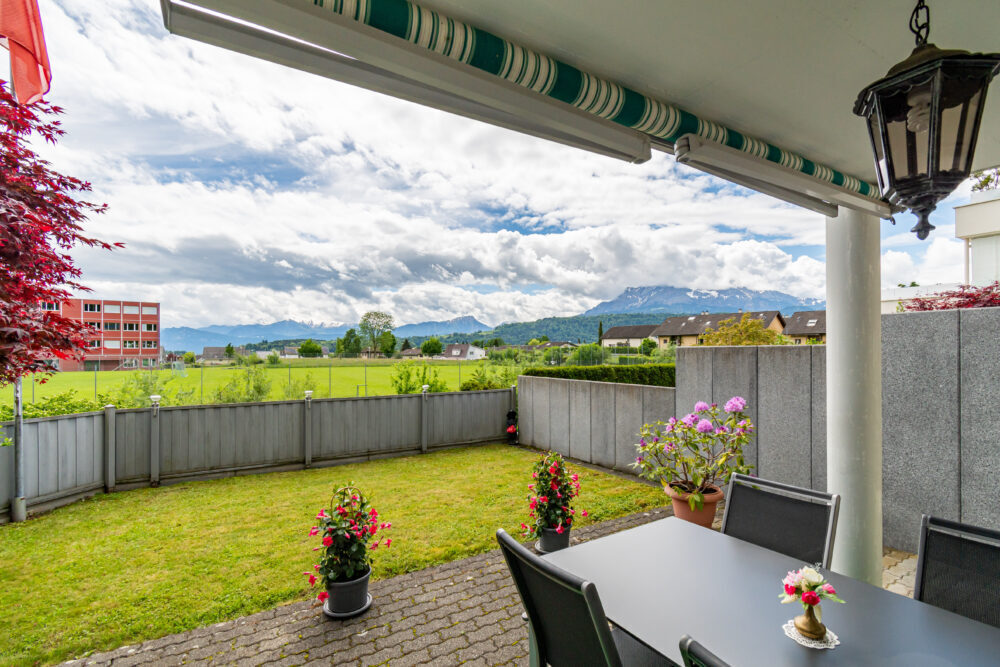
[163,0,1000,199]
[417,0,1000,179]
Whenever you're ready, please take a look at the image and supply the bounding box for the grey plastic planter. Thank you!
[322,567,372,618]
[535,527,571,553]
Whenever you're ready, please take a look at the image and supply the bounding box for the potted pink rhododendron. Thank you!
[303,484,392,618]
[633,397,754,527]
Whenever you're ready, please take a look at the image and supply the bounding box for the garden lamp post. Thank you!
[854,0,1000,239]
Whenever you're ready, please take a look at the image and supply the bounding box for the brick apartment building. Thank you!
[43,298,162,371]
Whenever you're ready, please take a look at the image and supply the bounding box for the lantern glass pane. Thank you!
[869,111,890,191]
[958,89,982,172]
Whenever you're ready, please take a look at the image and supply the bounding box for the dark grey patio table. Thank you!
[542,517,1000,666]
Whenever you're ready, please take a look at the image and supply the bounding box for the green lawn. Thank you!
[0,445,667,666]
[0,360,483,407]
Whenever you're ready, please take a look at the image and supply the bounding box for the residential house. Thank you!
[600,325,658,349]
[282,346,299,359]
[955,189,1000,286]
[783,310,826,344]
[401,348,423,358]
[880,284,960,313]
[536,341,577,349]
[440,344,486,360]
[360,347,384,359]
[651,311,785,348]
[202,345,245,361]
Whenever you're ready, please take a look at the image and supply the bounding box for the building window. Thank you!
[86,321,100,330]
[83,303,100,312]
[142,306,158,315]
[795,338,802,344]
[123,340,138,349]
[123,305,139,314]
[105,340,121,349]
[123,323,138,331]
[87,340,100,349]
[142,358,155,367]
[143,323,158,332]
[41,302,58,311]
[122,359,137,368]
[104,322,120,331]
[142,340,158,349]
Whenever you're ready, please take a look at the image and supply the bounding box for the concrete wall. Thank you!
[1,389,513,522]
[519,307,1000,553]
[515,375,675,474]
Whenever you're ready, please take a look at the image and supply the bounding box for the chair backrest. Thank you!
[914,514,1000,628]
[679,635,730,667]
[720,474,840,568]
[496,529,622,667]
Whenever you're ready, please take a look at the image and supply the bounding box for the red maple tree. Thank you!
[0,81,116,386]
[904,282,1000,311]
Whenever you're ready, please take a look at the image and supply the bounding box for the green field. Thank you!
[0,445,668,665]
[0,360,487,408]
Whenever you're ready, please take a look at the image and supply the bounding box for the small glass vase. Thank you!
[794,604,826,640]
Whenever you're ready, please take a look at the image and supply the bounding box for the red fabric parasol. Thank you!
[0,0,50,104]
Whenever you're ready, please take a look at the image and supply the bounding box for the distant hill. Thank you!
[163,315,488,353]
[404,313,673,348]
[395,316,488,337]
[584,285,824,316]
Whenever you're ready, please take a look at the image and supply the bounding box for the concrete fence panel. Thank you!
[958,307,1000,532]
[810,346,828,492]
[589,382,617,469]
[0,441,11,514]
[518,377,534,447]
[614,384,643,472]
[756,346,813,488]
[675,347,712,417]
[711,347,759,471]
[882,310,961,552]
[568,381,592,462]
[547,380,571,458]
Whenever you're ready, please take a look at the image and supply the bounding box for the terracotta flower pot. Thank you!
[665,484,724,528]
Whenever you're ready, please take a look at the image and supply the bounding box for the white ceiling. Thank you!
[418,0,1000,182]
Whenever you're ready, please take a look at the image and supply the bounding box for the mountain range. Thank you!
[162,286,822,351]
[584,285,824,316]
[162,316,488,352]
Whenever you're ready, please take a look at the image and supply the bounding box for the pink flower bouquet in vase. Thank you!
[780,566,845,640]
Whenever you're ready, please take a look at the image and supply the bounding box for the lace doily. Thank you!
[782,620,840,649]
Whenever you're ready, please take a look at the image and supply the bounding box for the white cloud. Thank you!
[36,0,961,329]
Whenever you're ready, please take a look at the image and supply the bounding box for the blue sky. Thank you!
[38,0,968,328]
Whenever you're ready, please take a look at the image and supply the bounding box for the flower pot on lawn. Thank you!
[324,567,372,618]
[536,527,571,553]
[665,484,724,528]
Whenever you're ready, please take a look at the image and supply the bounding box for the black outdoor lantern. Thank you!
[854,0,1000,239]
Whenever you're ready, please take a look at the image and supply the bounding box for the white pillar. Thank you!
[825,206,882,585]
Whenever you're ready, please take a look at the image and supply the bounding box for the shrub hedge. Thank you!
[521,364,675,387]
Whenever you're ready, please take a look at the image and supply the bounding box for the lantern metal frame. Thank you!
[854,2,1000,239]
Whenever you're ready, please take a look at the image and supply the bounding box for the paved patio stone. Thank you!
[62,503,917,666]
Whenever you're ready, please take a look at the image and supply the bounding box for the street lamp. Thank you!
[854,0,1000,239]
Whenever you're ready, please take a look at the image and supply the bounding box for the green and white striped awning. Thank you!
[311,0,879,201]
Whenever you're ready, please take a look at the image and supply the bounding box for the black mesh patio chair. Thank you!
[720,474,840,568]
[678,635,729,667]
[914,514,1000,628]
[496,529,676,667]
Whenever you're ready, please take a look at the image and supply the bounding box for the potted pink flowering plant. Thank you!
[303,484,392,618]
[633,397,754,527]
[521,452,587,553]
[780,566,845,640]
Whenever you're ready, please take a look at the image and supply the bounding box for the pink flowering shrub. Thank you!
[632,398,754,510]
[304,484,392,597]
[522,452,586,539]
[780,566,845,621]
